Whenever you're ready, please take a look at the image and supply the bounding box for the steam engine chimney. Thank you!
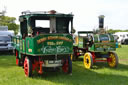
[98,15,105,28]
[98,15,105,34]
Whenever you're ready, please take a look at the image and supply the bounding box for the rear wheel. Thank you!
[15,50,21,66]
[62,56,72,74]
[108,52,118,68]
[83,52,93,69]
[24,57,32,77]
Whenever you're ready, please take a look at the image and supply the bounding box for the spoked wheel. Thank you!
[62,56,72,74]
[24,57,32,77]
[16,56,20,66]
[15,50,21,66]
[108,52,118,68]
[83,52,93,69]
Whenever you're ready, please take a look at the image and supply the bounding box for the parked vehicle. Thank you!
[0,26,14,51]
[114,32,128,45]
[72,15,118,69]
[0,26,8,31]
[12,10,73,77]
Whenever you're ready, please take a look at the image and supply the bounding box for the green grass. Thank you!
[0,45,128,85]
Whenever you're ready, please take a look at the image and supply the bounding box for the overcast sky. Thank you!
[0,0,128,31]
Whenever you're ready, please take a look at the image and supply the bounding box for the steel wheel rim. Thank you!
[24,57,29,76]
[108,53,116,67]
[84,53,91,69]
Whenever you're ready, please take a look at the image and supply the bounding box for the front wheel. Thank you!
[24,57,32,77]
[83,52,93,69]
[108,52,118,68]
[62,56,72,74]
[15,50,21,66]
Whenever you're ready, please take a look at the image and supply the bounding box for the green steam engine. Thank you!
[12,10,73,77]
[73,15,118,69]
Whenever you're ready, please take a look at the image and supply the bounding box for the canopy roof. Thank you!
[19,10,73,19]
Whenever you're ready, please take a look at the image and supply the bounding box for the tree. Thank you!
[107,29,128,34]
[107,29,123,34]
[0,15,19,34]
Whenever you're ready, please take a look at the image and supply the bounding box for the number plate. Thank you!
[48,60,61,64]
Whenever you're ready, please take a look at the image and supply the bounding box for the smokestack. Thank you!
[98,15,105,28]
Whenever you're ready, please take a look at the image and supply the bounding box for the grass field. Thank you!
[0,45,128,85]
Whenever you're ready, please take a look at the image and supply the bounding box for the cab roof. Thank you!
[19,10,73,19]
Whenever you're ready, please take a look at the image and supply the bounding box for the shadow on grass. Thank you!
[73,57,128,71]
[31,62,128,85]
[0,51,13,55]
[91,62,128,72]
[0,55,16,68]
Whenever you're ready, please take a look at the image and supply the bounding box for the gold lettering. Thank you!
[56,41,63,45]
[37,38,47,44]
[48,36,58,40]
[37,36,72,44]
[58,37,72,42]
[47,42,55,45]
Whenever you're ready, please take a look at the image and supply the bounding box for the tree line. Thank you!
[107,29,128,34]
[0,15,19,34]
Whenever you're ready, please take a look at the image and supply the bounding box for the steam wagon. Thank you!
[72,15,118,69]
[12,10,73,77]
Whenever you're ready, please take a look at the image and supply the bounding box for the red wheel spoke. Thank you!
[24,57,29,76]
